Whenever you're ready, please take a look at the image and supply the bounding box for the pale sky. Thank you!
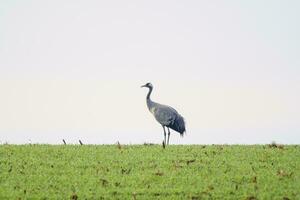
[0,0,299,144]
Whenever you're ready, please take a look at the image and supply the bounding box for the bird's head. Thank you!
[141,82,153,89]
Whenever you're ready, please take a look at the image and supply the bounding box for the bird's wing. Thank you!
[152,105,177,126]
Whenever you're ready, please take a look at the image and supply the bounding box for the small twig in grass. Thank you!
[70,193,78,200]
[132,192,137,200]
[268,141,284,149]
[62,139,67,145]
[187,159,196,165]
[143,142,155,146]
[117,141,122,150]
[79,140,83,145]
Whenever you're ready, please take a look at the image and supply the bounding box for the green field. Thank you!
[0,144,299,199]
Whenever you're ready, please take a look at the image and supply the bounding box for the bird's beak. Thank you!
[141,84,146,88]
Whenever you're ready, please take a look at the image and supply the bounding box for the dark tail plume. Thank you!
[168,114,186,136]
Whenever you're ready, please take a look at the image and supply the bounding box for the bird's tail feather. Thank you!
[170,115,186,137]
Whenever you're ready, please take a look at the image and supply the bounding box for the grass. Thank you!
[0,144,299,199]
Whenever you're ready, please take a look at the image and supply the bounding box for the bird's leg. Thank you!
[167,128,171,145]
[162,126,166,145]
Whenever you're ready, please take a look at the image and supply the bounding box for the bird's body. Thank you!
[141,83,186,145]
[147,101,185,136]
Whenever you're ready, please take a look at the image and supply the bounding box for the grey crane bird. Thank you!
[141,83,186,145]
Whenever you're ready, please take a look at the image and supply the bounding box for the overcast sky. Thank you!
[0,0,299,144]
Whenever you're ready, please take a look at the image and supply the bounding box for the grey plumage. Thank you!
[141,82,186,145]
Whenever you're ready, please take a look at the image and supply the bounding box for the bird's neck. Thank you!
[146,87,153,100]
[146,87,154,110]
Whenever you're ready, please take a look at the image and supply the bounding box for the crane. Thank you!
[141,82,186,146]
